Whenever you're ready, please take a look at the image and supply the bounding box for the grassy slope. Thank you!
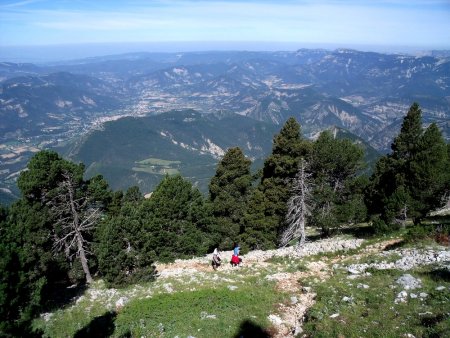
[33,230,449,338]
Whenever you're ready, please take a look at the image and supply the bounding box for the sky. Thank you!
[1,0,450,60]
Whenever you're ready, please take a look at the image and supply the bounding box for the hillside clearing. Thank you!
[34,233,449,337]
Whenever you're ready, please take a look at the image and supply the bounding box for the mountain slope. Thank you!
[68,110,279,193]
[0,72,121,138]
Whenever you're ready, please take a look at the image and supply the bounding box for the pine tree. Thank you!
[209,147,252,249]
[142,175,212,261]
[0,200,61,336]
[17,150,109,284]
[391,102,423,162]
[367,103,450,225]
[243,118,310,249]
[95,186,155,286]
[310,130,365,235]
[411,123,449,216]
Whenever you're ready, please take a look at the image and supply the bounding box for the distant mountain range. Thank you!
[2,49,448,148]
[0,48,449,201]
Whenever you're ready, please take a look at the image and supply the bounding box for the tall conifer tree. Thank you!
[368,103,449,224]
[209,147,252,248]
[310,130,365,235]
[242,118,309,249]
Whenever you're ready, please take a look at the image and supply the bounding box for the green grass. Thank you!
[135,158,181,166]
[132,157,181,175]
[264,256,309,273]
[114,282,283,337]
[302,265,450,338]
[33,230,449,338]
[132,166,179,175]
[34,276,285,338]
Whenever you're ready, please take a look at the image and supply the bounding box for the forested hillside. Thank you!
[2,49,450,204]
[0,103,449,336]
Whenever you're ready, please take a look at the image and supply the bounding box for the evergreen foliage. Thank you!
[242,118,310,249]
[0,200,60,336]
[96,176,213,285]
[310,130,366,235]
[17,150,111,284]
[367,103,450,225]
[142,175,212,261]
[95,186,155,287]
[209,147,253,249]
[2,101,449,335]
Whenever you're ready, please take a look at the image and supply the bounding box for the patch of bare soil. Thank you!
[267,261,329,337]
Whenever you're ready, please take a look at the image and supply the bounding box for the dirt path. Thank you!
[150,238,404,337]
[263,238,403,338]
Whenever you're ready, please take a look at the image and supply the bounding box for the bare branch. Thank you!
[45,170,99,283]
[281,159,314,249]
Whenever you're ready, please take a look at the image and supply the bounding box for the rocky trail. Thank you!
[153,237,449,337]
[42,236,449,337]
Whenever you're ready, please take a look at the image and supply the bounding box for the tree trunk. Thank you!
[66,178,93,284]
[296,218,306,249]
[77,232,93,284]
[283,159,312,249]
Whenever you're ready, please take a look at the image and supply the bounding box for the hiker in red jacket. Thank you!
[231,243,242,267]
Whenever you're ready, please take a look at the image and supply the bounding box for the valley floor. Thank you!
[35,231,450,338]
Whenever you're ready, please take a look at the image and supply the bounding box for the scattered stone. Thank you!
[302,286,312,294]
[347,275,360,280]
[158,322,164,333]
[163,283,174,293]
[41,312,53,322]
[200,311,217,319]
[343,249,450,274]
[357,283,369,289]
[268,314,283,326]
[435,286,446,291]
[342,296,353,303]
[290,296,298,304]
[419,292,428,299]
[395,290,408,304]
[115,296,129,310]
[330,313,340,318]
[402,334,416,338]
[228,285,238,291]
[396,274,422,290]
[410,293,417,299]
[347,267,361,275]
[293,325,303,336]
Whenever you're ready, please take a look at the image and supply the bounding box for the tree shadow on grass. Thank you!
[420,268,450,282]
[73,311,117,338]
[339,224,375,239]
[233,319,271,338]
[44,281,88,312]
[383,240,406,251]
[306,224,376,242]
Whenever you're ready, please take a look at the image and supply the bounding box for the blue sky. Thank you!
[1,0,449,52]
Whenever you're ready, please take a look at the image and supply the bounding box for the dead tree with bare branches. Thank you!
[281,159,313,249]
[47,171,100,284]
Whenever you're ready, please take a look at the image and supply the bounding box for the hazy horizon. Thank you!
[1,0,449,62]
[1,41,448,63]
